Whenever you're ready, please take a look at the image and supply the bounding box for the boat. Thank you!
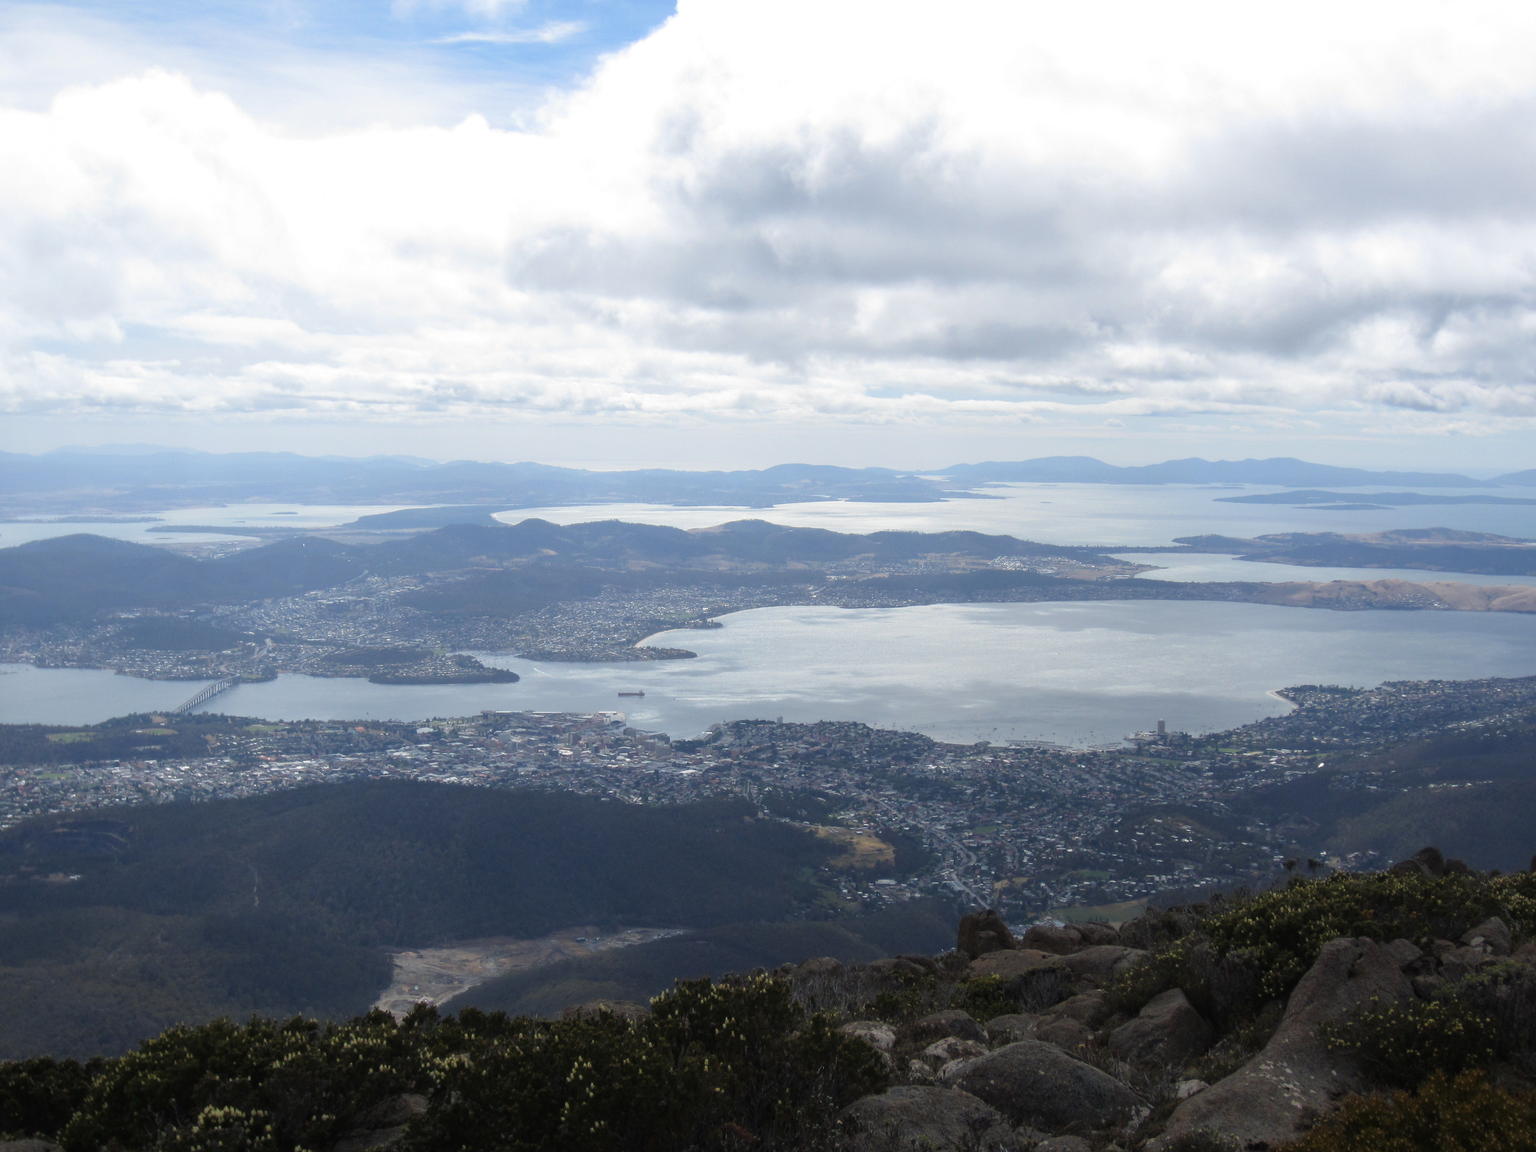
[617,690,646,697]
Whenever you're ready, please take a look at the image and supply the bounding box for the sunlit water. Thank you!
[1117,552,1536,588]
[0,504,426,547]
[494,483,1536,548]
[6,601,1535,745]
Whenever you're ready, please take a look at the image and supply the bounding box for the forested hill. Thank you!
[0,782,843,1058]
[0,519,1096,627]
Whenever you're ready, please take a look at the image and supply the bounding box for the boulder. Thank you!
[868,956,932,979]
[1437,944,1492,979]
[921,1037,989,1066]
[332,1094,428,1152]
[1151,937,1411,1151]
[1107,988,1213,1068]
[940,1040,1142,1132]
[1034,1138,1093,1152]
[904,1009,989,1047]
[841,1020,898,1052]
[1461,916,1512,956]
[1061,945,1147,983]
[1033,1016,1093,1054]
[1382,938,1423,970]
[958,910,1018,959]
[985,1013,1040,1044]
[1020,924,1083,955]
[1074,922,1121,946]
[840,1086,1023,1151]
[1043,991,1111,1027]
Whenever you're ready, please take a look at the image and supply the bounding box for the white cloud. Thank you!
[433,21,586,45]
[1,0,1534,449]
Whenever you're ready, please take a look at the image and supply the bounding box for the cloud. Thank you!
[433,21,585,45]
[1,0,1534,448]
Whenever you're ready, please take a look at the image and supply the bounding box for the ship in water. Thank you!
[618,690,645,697]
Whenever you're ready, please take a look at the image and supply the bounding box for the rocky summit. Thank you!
[4,853,1536,1150]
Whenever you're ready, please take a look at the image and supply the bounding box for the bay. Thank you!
[6,601,1534,746]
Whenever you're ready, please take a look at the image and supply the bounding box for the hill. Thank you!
[0,782,852,1058]
[940,456,1485,487]
[0,519,1102,629]
[4,860,1536,1150]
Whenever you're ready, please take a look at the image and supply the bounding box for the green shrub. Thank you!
[1323,996,1496,1088]
[1325,962,1536,1088]
[0,1056,106,1139]
[59,1011,423,1152]
[1109,869,1535,1027]
[1277,1070,1536,1152]
[952,976,1015,1022]
[404,974,888,1152]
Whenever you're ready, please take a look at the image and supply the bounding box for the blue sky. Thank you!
[1,0,1534,470]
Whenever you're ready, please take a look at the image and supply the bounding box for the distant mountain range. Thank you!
[939,456,1514,487]
[1,448,1530,516]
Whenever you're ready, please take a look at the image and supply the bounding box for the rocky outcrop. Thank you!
[939,1040,1143,1132]
[1106,988,1213,1068]
[904,1009,989,1047]
[840,1085,1024,1151]
[1151,937,1411,1150]
[958,909,1019,959]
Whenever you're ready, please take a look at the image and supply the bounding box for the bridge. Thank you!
[171,677,239,715]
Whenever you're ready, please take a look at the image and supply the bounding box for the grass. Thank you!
[812,826,895,870]
[44,732,98,744]
[1047,899,1148,925]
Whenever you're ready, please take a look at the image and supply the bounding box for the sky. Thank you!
[1,0,1533,471]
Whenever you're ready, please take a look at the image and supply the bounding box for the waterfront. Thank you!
[7,600,1536,745]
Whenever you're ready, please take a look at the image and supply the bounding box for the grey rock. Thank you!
[1438,944,1492,979]
[841,1020,898,1052]
[940,1039,1142,1132]
[1033,1015,1093,1054]
[958,910,1019,959]
[1382,937,1423,970]
[1175,1079,1209,1100]
[922,1037,989,1065]
[985,1013,1040,1044]
[1074,922,1121,946]
[1411,974,1445,999]
[332,1094,428,1152]
[1044,991,1111,1026]
[1462,916,1512,956]
[906,1009,988,1047]
[869,956,931,978]
[1034,1138,1093,1152]
[1021,924,1083,955]
[1107,988,1213,1068]
[1062,945,1147,984]
[841,1086,1024,1152]
[1152,937,1411,1151]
